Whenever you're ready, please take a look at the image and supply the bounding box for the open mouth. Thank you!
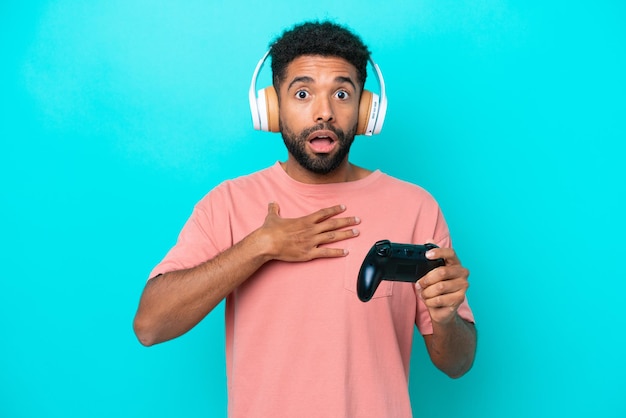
[307,130,338,154]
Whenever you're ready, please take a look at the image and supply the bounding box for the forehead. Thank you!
[282,55,359,86]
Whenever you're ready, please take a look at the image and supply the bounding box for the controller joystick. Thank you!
[357,239,445,302]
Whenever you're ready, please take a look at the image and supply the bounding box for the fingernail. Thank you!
[352,229,360,236]
[354,217,361,224]
[425,250,435,258]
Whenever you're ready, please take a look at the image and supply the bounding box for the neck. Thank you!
[280,157,370,184]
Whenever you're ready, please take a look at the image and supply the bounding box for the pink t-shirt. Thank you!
[151,162,474,418]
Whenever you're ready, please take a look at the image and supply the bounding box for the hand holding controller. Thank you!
[357,239,445,302]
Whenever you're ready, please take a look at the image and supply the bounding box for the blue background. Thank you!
[2,1,625,417]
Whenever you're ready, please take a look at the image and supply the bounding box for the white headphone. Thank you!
[249,50,388,136]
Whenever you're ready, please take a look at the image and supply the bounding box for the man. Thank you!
[134,20,476,417]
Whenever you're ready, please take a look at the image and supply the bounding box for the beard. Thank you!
[280,122,357,175]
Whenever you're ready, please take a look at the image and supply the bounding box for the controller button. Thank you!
[375,242,391,257]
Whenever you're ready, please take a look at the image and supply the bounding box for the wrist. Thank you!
[247,226,278,263]
[431,311,463,332]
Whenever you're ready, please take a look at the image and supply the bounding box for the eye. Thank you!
[295,90,309,99]
[335,90,350,100]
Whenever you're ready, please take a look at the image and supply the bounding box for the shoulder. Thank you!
[222,164,277,188]
[378,172,438,200]
[194,165,276,209]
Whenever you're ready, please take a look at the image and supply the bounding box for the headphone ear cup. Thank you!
[357,90,373,135]
[255,86,280,132]
[264,86,280,133]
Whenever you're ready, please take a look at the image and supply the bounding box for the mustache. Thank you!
[299,123,344,140]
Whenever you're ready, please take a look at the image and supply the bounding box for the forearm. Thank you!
[133,228,272,346]
[133,202,358,346]
[425,315,477,378]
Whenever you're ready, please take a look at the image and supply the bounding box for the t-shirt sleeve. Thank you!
[148,187,233,279]
[413,209,475,335]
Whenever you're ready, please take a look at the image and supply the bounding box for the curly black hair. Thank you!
[269,21,371,92]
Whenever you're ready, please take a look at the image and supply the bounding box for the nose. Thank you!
[314,96,334,123]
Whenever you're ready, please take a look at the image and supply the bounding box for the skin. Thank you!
[418,246,477,378]
[133,55,476,378]
[275,55,369,183]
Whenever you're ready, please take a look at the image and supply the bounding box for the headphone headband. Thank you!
[249,50,272,131]
[249,50,387,136]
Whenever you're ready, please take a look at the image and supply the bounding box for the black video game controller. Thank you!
[357,239,445,302]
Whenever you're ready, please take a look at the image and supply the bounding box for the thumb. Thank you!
[267,201,280,216]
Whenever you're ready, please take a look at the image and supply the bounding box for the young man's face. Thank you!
[277,55,361,175]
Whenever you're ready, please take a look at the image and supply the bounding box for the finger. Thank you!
[420,274,469,300]
[316,227,360,245]
[422,239,444,261]
[426,246,460,266]
[417,264,445,289]
[312,246,349,258]
[315,214,361,236]
[309,204,347,223]
[421,290,465,312]
[418,265,469,290]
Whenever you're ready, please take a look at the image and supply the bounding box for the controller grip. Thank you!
[357,261,385,302]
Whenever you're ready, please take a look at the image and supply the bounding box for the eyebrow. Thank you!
[287,75,358,92]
